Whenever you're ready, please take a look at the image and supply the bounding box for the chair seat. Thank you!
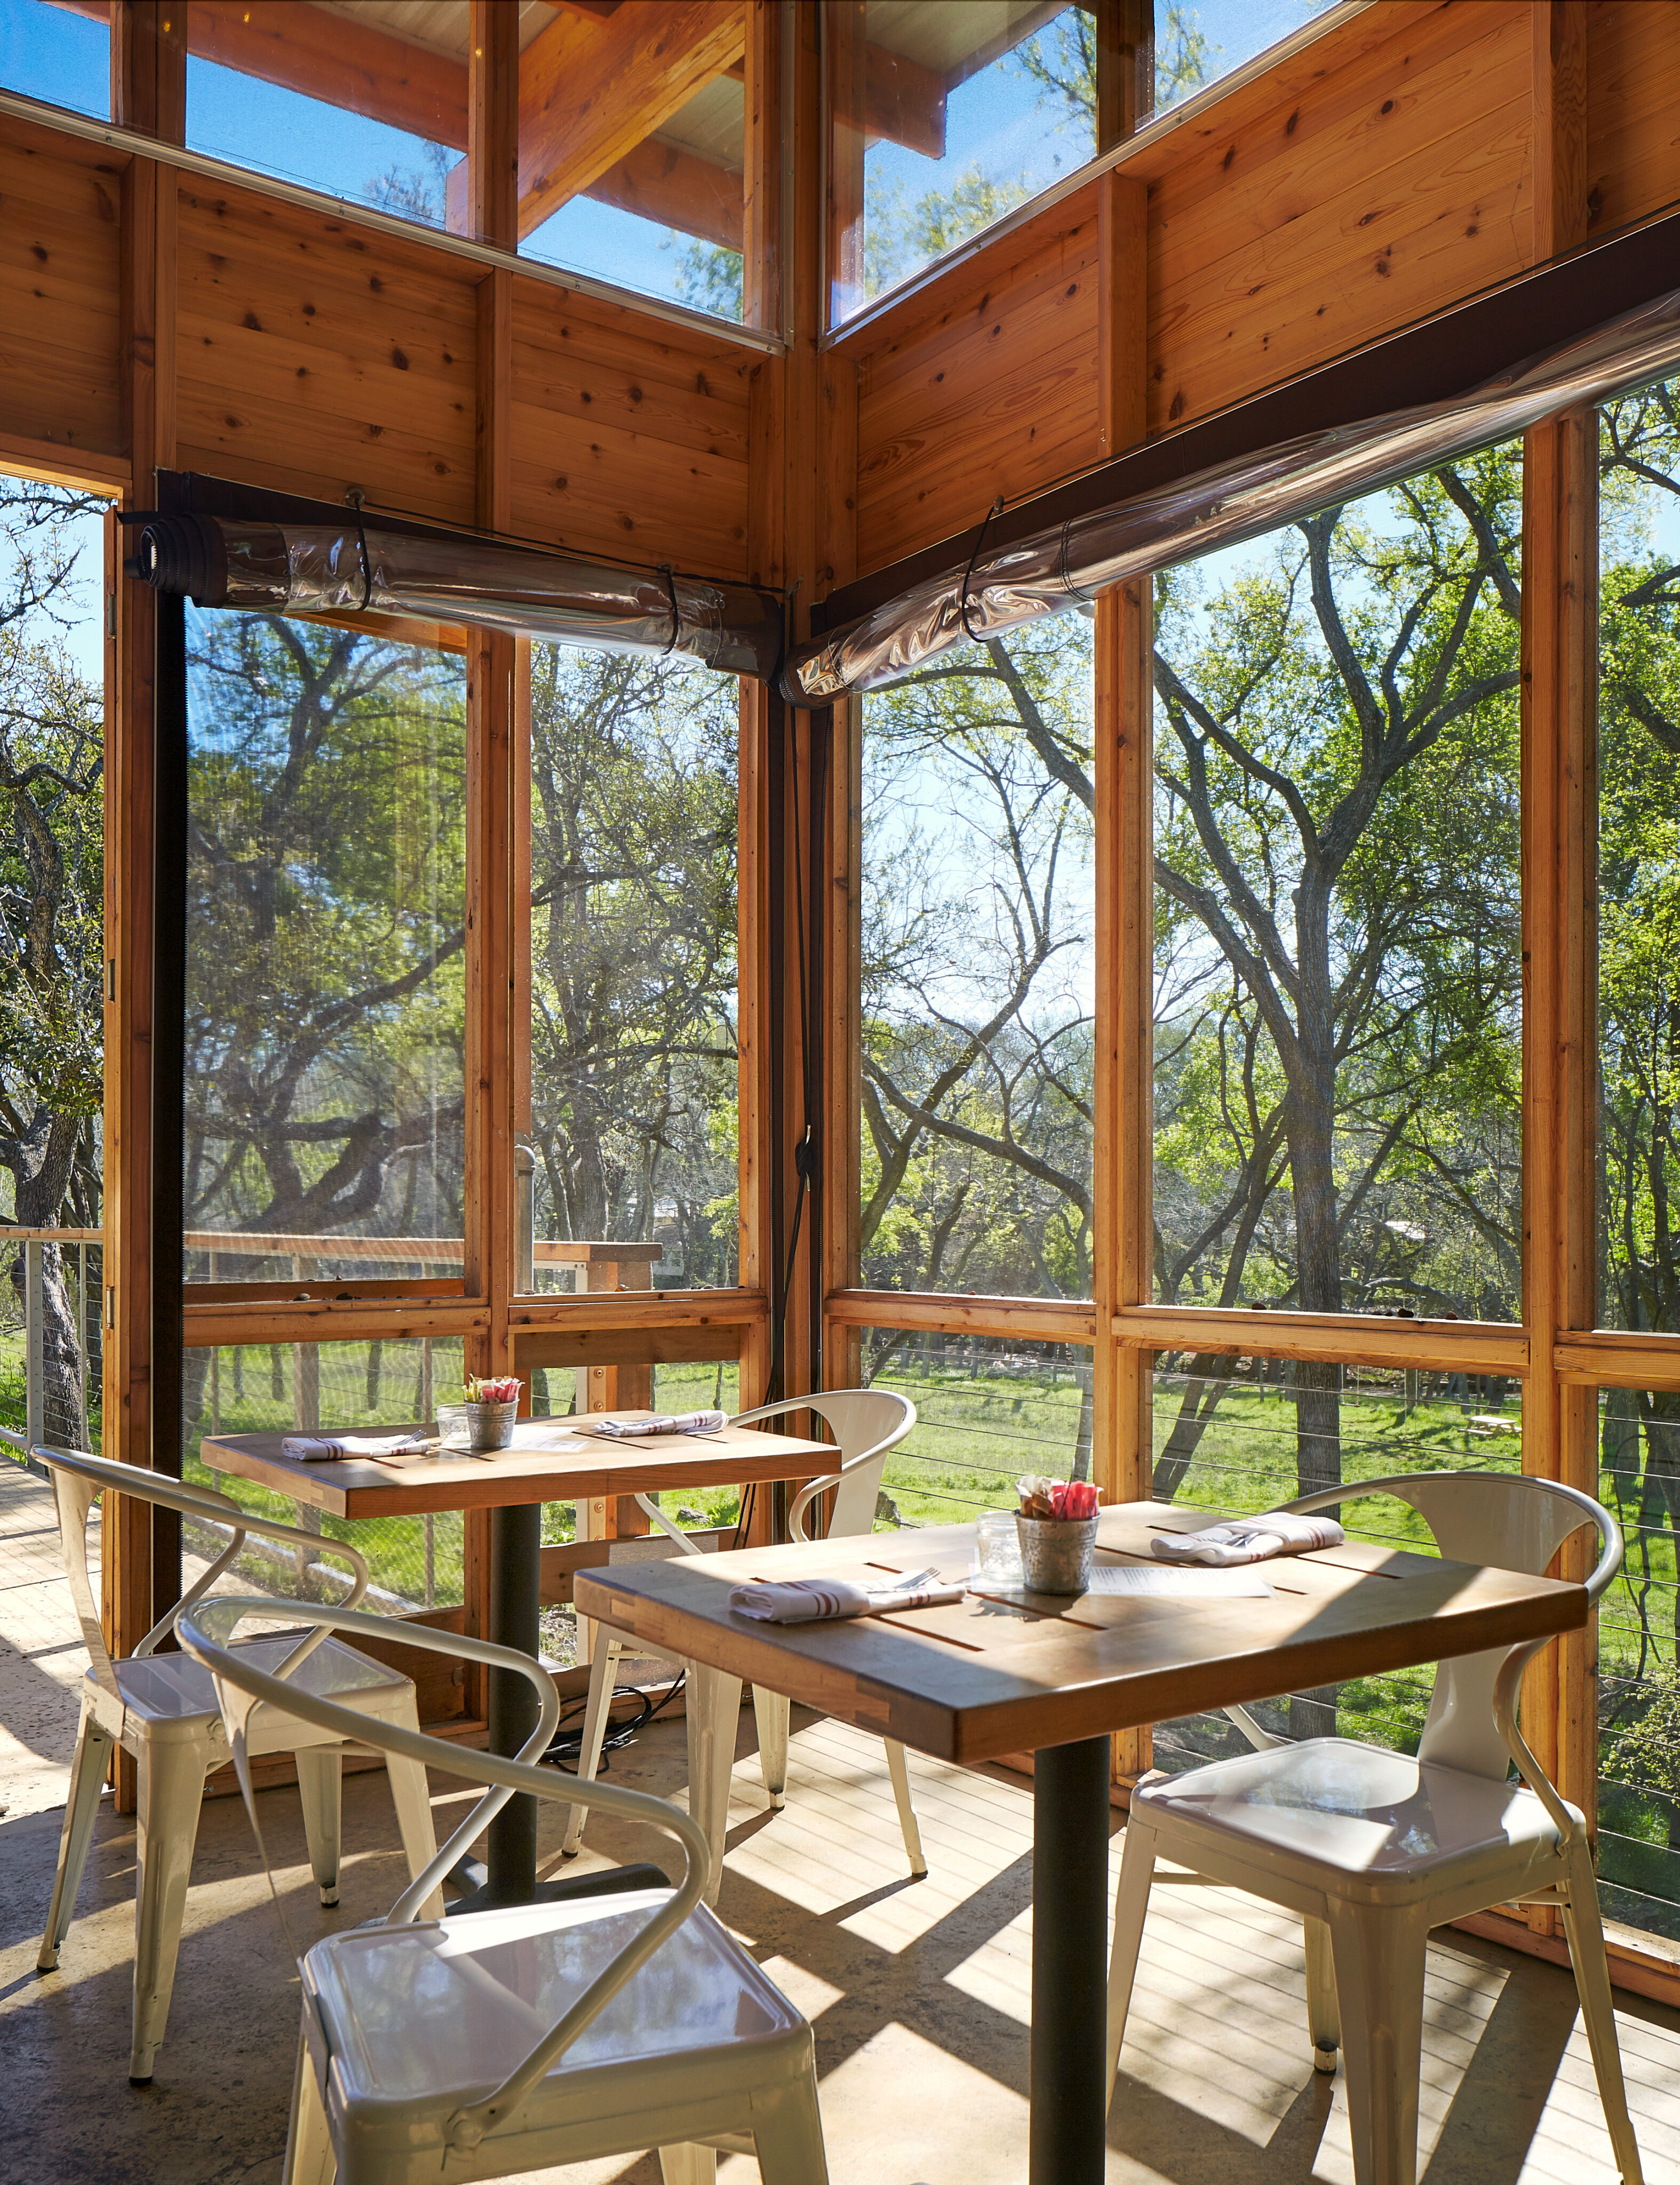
[101,1633,414,1753]
[1137,1737,1576,1905]
[306,1889,812,2165]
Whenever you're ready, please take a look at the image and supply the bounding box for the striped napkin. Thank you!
[730,1576,965,1623]
[588,1410,728,1439]
[1150,1512,1344,1566]
[281,1433,433,1463]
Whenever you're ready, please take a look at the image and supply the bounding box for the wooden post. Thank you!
[103,0,185,1812]
[772,3,825,1491]
[739,0,823,1535]
[1518,0,1596,1923]
[463,0,519,246]
[822,692,863,1399]
[1532,0,1589,267]
[1522,408,1599,1856]
[1095,0,1154,148]
[738,0,785,1416]
[459,17,519,1716]
[1093,43,1152,1784]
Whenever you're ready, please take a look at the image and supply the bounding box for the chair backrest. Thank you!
[176,1594,711,2155]
[30,1439,369,1692]
[731,1389,915,1539]
[1284,1471,1620,1783]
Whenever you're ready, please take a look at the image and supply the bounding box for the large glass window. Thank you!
[521,647,739,1294]
[860,621,1095,1302]
[182,1336,465,1616]
[1149,1354,1522,1754]
[1151,0,1337,115]
[0,0,108,120]
[1151,444,1523,1508]
[185,1,467,229]
[829,2,1340,327]
[519,5,747,323]
[853,1329,1095,1527]
[0,472,107,1454]
[184,611,467,1283]
[1599,1384,1680,1941]
[1596,373,1680,1943]
[830,4,1097,326]
[1598,377,1680,1334]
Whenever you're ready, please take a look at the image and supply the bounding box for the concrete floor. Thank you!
[4,1461,1680,2185]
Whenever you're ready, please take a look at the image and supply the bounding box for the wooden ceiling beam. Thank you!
[186,1,469,148]
[584,134,743,252]
[723,38,946,159]
[863,39,945,161]
[517,0,746,237]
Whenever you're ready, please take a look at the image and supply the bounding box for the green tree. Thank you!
[183,613,468,1256]
[1597,378,1680,1701]
[1151,451,1524,1505]
[1,481,105,1448]
[526,647,739,1282]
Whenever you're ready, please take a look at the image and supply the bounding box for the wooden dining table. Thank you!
[575,1498,1590,2185]
[196,1410,830,1905]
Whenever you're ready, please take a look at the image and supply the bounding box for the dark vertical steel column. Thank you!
[484,1501,541,1901]
[1031,1735,1111,2185]
[150,569,188,1625]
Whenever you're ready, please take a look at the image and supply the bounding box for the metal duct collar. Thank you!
[134,516,784,682]
[782,282,1680,706]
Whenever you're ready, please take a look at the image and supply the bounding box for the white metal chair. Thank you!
[562,1390,923,1896]
[30,1441,442,2083]
[1104,1473,1645,2185]
[176,1594,830,2185]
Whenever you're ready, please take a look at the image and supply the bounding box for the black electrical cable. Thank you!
[736,698,829,1551]
[542,1666,688,1772]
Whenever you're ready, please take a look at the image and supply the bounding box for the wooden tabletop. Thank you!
[196,1413,831,1519]
[573,1501,1590,1766]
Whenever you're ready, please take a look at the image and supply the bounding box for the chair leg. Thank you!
[1104,1819,1157,2107]
[130,1738,210,2083]
[750,2067,831,2183]
[562,1634,624,1856]
[1559,1841,1645,2184]
[687,1662,743,1907]
[383,1702,443,1919]
[658,2146,718,2185]
[1304,1914,1341,2074]
[883,1739,927,1876]
[38,1702,115,1972]
[1325,1902,1430,2185]
[753,1685,789,1809]
[294,1749,343,1908]
[282,2020,337,2185]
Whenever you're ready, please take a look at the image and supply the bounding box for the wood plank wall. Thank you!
[0,144,760,575]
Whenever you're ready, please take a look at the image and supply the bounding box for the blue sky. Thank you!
[0,0,107,117]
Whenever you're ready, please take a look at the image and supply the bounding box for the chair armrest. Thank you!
[148,1503,370,1675]
[1493,1640,1580,1845]
[177,1595,709,2156]
[632,1493,706,1556]
[788,1471,843,1543]
[1223,1703,1284,1752]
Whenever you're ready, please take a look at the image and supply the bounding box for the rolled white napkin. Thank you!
[282,1433,433,1463]
[731,1577,966,1623]
[1151,1512,1344,1566]
[589,1410,727,1439]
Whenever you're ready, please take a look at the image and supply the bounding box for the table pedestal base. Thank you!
[487,1501,542,1902]
[1031,1735,1111,2185]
